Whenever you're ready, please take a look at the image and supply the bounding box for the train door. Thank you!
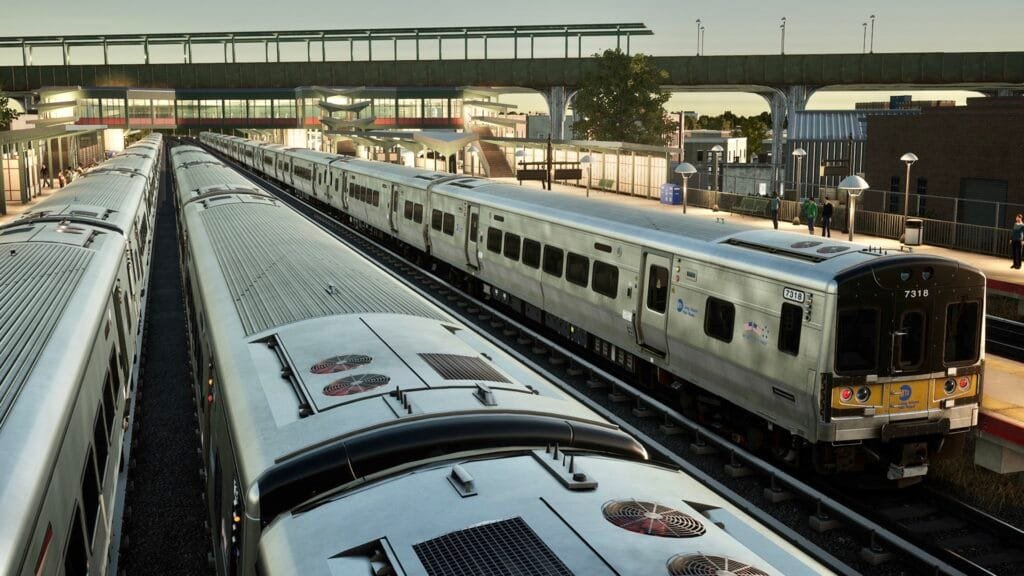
[637,251,672,356]
[339,172,349,211]
[889,294,934,377]
[388,184,400,233]
[465,205,480,269]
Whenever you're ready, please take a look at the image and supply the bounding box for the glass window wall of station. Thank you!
[373,99,396,120]
[201,100,223,119]
[224,100,247,119]
[398,99,421,119]
[250,100,272,118]
[423,99,447,118]
[274,99,297,119]
[128,99,151,122]
[80,98,101,120]
[153,99,174,124]
[101,99,125,124]
[177,100,199,119]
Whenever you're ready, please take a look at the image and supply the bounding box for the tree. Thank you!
[572,49,677,146]
[740,116,770,159]
[0,88,19,130]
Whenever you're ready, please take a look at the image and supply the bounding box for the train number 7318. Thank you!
[904,289,930,298]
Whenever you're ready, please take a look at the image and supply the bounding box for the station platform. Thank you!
[498,178,1024,475]
[0,185,57,226]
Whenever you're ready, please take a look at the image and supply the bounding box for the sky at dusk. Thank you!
[2,0,1017,115]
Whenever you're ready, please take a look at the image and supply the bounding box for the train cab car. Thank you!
[0,135,161,576]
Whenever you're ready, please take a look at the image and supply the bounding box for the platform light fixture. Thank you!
[780,17,786,55]
[674,162,697,214]
[838,175,870,241]
[900,152,918,233]
[580,154,593,197]
[695,19,701,55]
[792,147,807,201]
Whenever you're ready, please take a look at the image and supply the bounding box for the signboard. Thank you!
[758,182,767,196]
[553,168,583,180]
[516,169,547,182]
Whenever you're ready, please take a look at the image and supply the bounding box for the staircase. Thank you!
[469,125,515,178]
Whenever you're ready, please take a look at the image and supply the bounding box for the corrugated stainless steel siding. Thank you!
[0,243,93,425]
[199,204,444,335]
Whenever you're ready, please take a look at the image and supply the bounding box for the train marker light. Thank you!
[957,376,970,390]
[840,388,854,402]
[855,386,871,403]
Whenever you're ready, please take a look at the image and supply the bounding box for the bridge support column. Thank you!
[541,87,577,140]
[761,89,788,199]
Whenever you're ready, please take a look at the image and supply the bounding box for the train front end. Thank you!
[821,255,985,480]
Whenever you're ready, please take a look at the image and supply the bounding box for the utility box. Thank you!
[660,183,681,205]
[904,218,923,246]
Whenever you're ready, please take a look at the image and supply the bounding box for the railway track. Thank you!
[206,145,1024,576]
[986,316,1024,362]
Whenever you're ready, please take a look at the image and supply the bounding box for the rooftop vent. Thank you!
[667,554,770,576]
[790,241,822,249]
[817,245,849,254]
[419,353,510,383]
[602,500,706,538]
[413,517,572,576]
[323,374,390,397]
[310,354,372,375]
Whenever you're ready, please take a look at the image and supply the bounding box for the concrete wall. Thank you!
[721,163,774,196]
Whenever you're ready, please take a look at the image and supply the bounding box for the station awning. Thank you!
[321,116,376,130]
[0,124,106,148]
[463,100,517,112]
[319,100,371,113]
[470,116,522,129]
[325,130,478,156]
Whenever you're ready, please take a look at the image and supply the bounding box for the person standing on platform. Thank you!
[821,200,833,238]
[1011,213,1024,270]
[803,198,817,234]
[770,193,780,229]
[40,164,49,188]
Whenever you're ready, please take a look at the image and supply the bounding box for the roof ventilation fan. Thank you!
[310,354,372,374]
[601,500,706,538]
[790,241,822,249]
[323,374,390,397]
[667,553,770,576]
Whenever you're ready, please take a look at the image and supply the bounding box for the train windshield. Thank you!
[835,308,880,373]
[895,311,927,371]
[944,301,981,364]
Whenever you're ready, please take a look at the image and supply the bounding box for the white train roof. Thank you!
[258,452,826,576]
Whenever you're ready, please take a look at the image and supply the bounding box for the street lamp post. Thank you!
[792,147,807,201]
[900,152,918,232]
[780,17,787,55]
[695,19,701,55]
[674,162,697,214]
[839,175,870,242]
[700,26,705,55]
[580,154,593,197]
[870,14,876,53]
[710,144,724,207]
[862,22,867,53]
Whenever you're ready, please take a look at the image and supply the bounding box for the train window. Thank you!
[63,507,87,576]
[566,252,589,287]
[93,407,109,483]
[944,301,980,364]
[778,303,802,356]
[835,308,880,373]
[646,266,669,313]
[81,447,101,544]
[503,232,521,260]
[704,297,735,343]
[413,204,424,224]
[431,210,443,231]
[442,213,455,236]
[469,213,479,241]
[592,261,618,298]
[543,246,564,277]
[404,201,414,220]
[372,190,380,207]
[896,311,927,371]
[522,239,541,269]
[487,228,503,253]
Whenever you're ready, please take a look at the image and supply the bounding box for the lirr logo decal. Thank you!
[675,298,699,318]
[899,384,912,402]
[782,287,805,303]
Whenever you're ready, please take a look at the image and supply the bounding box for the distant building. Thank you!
[854,95,957,110]
[863,96,1024,227]
[787,108,918,198]
[525,114,575,139]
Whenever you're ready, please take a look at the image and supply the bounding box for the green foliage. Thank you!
[696,110,772,158]
[572,49,678,146]
[0,88,20,130]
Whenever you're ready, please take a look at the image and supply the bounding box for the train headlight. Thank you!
[944,378,957,395]
[957,376,970,390]
[840,387,854,402]
[856,386,871,403]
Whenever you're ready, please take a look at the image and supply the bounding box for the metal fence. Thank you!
[682,183,1019,258]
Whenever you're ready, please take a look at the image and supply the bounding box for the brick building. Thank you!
[863,97,1024,228]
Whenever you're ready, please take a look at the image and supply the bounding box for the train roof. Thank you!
[429,178,974,290]
[258,451,824,576]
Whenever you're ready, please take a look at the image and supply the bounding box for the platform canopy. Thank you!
[326,130,479,156]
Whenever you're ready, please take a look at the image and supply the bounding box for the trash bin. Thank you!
[659,183,681,205]
[904,218,923,246]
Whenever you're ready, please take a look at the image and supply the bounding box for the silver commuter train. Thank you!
[171,143,832,575]
[0,134,162,575]
[203,132,987,480]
